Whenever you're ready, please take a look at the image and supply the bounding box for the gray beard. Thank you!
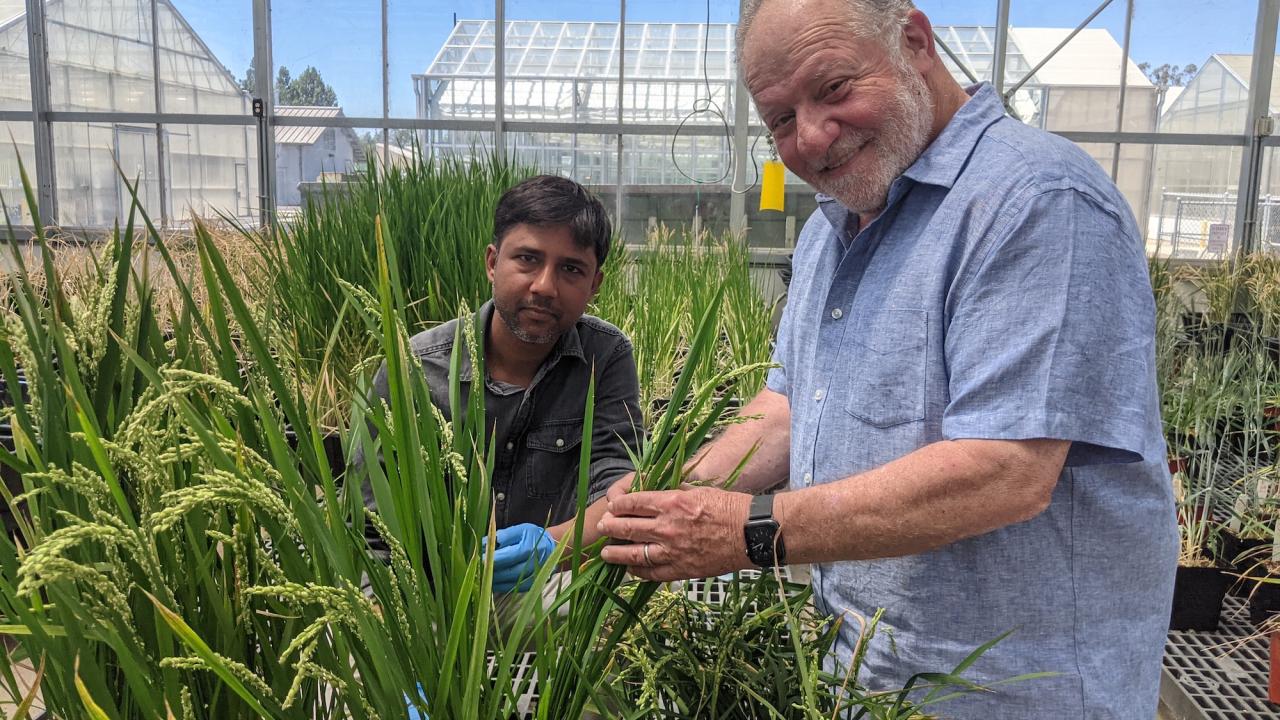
[814,62,935,215]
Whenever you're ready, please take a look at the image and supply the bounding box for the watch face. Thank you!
[744,521,777,565]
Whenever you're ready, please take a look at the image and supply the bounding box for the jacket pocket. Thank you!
[524,420,584,499]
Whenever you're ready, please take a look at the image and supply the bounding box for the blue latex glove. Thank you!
[483,523,555,593]
[405,683,428,719]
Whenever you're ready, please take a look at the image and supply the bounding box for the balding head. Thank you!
[737,0,917,68]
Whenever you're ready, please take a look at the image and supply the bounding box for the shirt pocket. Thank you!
[842,309,928,428]
[524,419,584,499]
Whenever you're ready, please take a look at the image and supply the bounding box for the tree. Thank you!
[1139,62,1198,117]
[239,61,256,94]
[1139,62,1199,89]
[276,65,338,107]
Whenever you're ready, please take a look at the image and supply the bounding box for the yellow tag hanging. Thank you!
[760,159,785,212]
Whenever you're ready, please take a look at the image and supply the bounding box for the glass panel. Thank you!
[619,1,739,242]
[623,133,731,186]
[277,124,368,217]
[272,0,379,117]
[1257,147,1280,255]
[50,120,256,228]
[166,122,258,224]
[47,0,156,112]
[916,1,999,84]
[420,4,498,129]
[1004,1,1145,132]
[0,121,36,225]
[1145,144,1242,258]
[420,128,496,162]
[507,131,617,188]
[0,4,30,112]
[1134,0,1254,135]
[53,122,142,227]
[162,0,251,114]
[501,4,621,127]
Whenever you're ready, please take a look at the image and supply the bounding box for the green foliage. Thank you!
[276,65,338,107]
[1138,62,1198,89]
[1155,256,1280,560]
[243,150,531,427]
[609,572,845,718]
[239,61,257,94]
[592,227,779,425]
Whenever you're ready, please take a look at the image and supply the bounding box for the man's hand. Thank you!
[484,523,556,593]
[597,482,755,582]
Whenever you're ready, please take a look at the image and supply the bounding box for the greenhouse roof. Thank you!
[1009,28,1151,87]
[425,20,737,79]
[423,20,1137,90]
[1215,54,1280,112]
[0,1,21,27]
[275,106,348,146]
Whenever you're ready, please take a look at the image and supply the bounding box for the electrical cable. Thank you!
[667,0,762,195]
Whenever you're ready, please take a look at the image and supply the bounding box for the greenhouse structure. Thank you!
[4,1,1280,719]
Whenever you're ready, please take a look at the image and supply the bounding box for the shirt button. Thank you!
[802,472,812,486]
[555,438,565,448]
[814,389,824,401]
[830,308,843,319]
[496,492,506,502]
[505,441,514,451]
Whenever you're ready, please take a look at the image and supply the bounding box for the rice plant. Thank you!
[244,150,533,428]
[0,164,550,718]
[592,226,778,426]
[0,161,769,718]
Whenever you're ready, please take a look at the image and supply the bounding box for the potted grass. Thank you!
[1171,478,1230,631]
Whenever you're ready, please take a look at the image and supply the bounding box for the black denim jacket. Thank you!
[365,301,643,528]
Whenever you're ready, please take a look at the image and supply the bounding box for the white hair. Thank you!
[736,0,917,67]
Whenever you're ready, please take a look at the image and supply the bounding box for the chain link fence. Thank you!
[1153,191,1280,258]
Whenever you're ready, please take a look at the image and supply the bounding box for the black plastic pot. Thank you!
[1250,581,1280,625]
[1220,532,1272,585]
[1171,565,1231,631]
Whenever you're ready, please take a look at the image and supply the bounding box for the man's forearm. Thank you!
[774,438,1069,564]
[686,388,791,494]
[548,496,610,548]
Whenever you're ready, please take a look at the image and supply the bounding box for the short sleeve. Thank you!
[942,188,1160,466]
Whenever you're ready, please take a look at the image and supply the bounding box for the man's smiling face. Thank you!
[744,0,935,214]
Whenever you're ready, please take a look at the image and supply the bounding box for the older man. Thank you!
[597,1,1177,717]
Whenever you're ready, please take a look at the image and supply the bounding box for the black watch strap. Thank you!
[750,493,774,521]
[744,494,787,568]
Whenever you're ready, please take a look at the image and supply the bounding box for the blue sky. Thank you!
[172,0,1261,119]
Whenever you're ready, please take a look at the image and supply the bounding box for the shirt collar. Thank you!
[457,299,585,382]
[901,82,1005,189]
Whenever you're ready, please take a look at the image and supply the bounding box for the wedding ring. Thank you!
[642,542,654,567]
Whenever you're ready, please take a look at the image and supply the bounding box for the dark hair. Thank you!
[493,175,613,268]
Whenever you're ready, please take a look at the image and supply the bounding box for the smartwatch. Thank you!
[743,494,786,568]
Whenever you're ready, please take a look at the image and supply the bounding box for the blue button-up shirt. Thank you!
[767,84,1177,718]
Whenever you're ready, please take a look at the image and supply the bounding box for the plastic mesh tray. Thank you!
[1163,595,1280,719]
